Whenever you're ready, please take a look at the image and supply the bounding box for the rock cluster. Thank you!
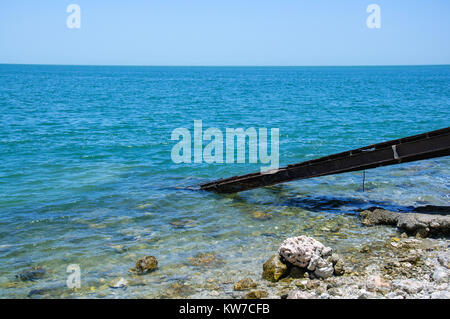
[274,236,450,300]
[277,236,340,279]
[278,236,332,268]
[262,236,344,284]
[360,208,450,237]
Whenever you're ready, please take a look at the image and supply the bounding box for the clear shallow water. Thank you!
[0,65,449,298]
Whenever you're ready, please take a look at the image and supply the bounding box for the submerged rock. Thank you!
[262,255,288,282]
[169,219,197,228]
[0,281,22,289]
[131,256,158,274]
[111,244,127,254]
[360,208,450,237]
[243,290,268,299]
[162,281,196,298]
[234,278,257,291]
[251,211,272,221]
[27,284,67,298]
[128,276,147,287]
[16,266,46,282]
[28,288,52,298]
[187,252,224,268]
[109,277,128,289]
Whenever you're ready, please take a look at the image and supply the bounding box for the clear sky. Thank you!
[1,0,449,66]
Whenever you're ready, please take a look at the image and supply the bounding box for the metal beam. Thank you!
[200,127,450,193]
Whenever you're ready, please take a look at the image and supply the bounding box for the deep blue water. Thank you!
[0,65,449,298]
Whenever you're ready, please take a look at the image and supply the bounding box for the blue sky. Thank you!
[1,0,449,66]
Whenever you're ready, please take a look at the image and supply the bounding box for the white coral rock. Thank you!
[278,236,334,279]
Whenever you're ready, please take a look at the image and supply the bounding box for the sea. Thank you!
[0,64,449,298]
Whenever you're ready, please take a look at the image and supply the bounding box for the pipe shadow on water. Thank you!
[204,184,450,216]
[161,176,450,216]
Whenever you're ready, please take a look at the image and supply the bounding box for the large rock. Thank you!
[278,236,332,267]
[262,254,288,282]
[278,236,334,279]
[360,208,450,237]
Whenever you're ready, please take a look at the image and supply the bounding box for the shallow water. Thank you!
[0,65,449,298]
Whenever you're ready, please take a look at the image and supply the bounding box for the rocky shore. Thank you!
[232,207,450,299]
[251,235,449,299]
[4,207,449,299]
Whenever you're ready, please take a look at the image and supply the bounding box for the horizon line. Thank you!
[1,63,450,68]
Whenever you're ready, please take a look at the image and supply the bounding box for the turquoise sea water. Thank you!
[0,65,449,298]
